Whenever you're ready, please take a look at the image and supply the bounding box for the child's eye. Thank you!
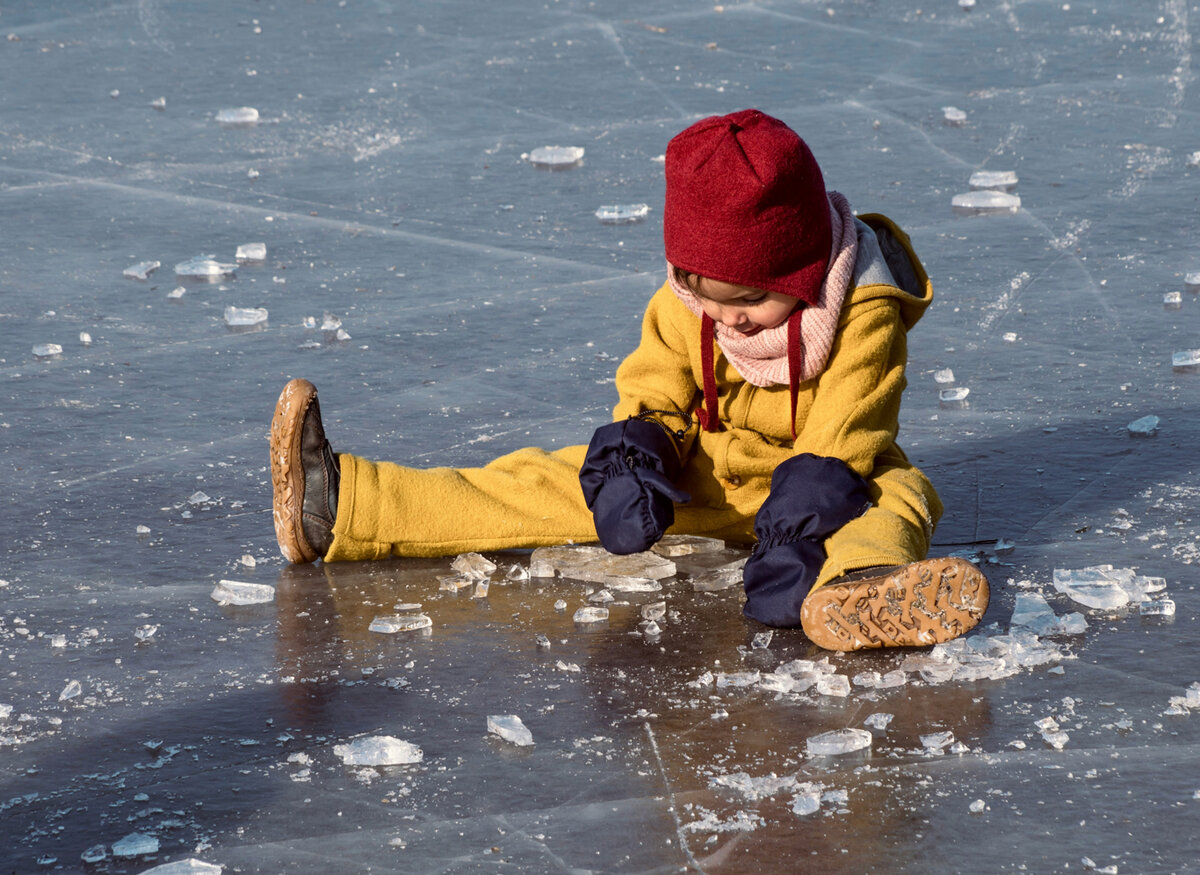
[742,296,765,305]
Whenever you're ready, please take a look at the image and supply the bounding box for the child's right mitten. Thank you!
[742,453,872,627]
[579,418,691,555]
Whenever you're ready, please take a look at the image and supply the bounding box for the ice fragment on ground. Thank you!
[320,313,342,331]
[1003,331,1018,342]
[852,670,880,688]
[437,573,474,592]
[642,618,663,636]
[50,635,66,648]
[239,554,256,568]
[573,606,608,624]
[1010,591,1087,636]
[1164,291,1182,309]
[33,343,63,358]
[690,558,746,592]
[806,728,872,756]
[1172,349,1200,369]
[682,809,764,833]
[1125,415,1158,437]
[215,106,259,124]
[167,286,185,299]
[149,95,166,110]
[235,241,266,262]
[715,670,760,689]
[952,191,1021,212]
[224,306,268,326]
[1081,858,1119,875]
[134,624,157,642]
[529,544,675,583]
[641,601,666,621]
[59,680,82,701]
[175,255,236,278]
[758,673,795,693]
[969,170,1018,189]
[505,564,529,581]
[933,368,955,384]
[602,575,661,592]
[487,714,534,746]
[652,534,725,556]
[939,386,970,403]
[709,772,798,801]
[864,712,893,730]
[595,203,651,224]
[1186,271,1200,287]
[451,552,496,578]
[210,579,274,605]
[369,614,432,634]
[791,785,823,816]
[525,145,584,168]
[587,588,613,604]
[920,730,956,752]
[534,633,551,649]
[995,537,1015,554]
[123,260,160,280]
[1036,716,1069,749]
[751,631,773,649]
[553,599,567,612]
[334,735,422,766]
[80,845,107,863]
[556,660,581,672]
[138,861,223,875]
[1140,598,1175,617]
[472,581,489,598]
[969,799,986,813]
[959,0,976,9]
[112,832,159,857]
[942,106,967,125]
[1052,566,1131,609]
[816,674,851,697]
[79,331,92,345]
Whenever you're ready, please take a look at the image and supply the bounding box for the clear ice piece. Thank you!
[526,145,584,168]
[529,545,676,583]
[79,331,92,345]
[236,241,267,262]
[216,106,259,124]
[437,573,474,592]
[80,845,107,864]
[816,674,851,697]
[587,588,614,604]
[168,286,186,298]
[691,559,746,592]
[751,631,773,649]
[710,772,799,801]
[334,735,423,765]
[211,579,274,605]
[573,606,609,624]
[1164,291,1182,308]
[137,861,224,875]
[1185,271,1200,286]
[59,679,82,701]
[806,728,872,756]
[123,260,160,279]
[602,575,661,593]
[224,306,268,326]
[1172,349,1200,368]
[652,534,726,556]
[472,581,489,598]
[595,203,651,224]
[952,190,1021,212]
[1140,598,1175,617]
[852,670,880,688]
[791,787,822,816]
[33,343,63,357]
[715,670,761,688]
[321,313,343,331]
[939,386,970,402]
[111,832,159,857]
[920,730,955,751]
[452,552,497,578]
[942,106,967,125]
[864,712,893,730]
[933,368,955,384]
[487,714,534,746]
[641,601,666,621]
[506,564,529,581]
[175,255,237,278]
[969,799,986,813]
[969,170,1018,189]
[1052,566,1132,609]
[369,614,432,634]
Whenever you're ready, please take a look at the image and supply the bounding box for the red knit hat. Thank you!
[663,109,831,305]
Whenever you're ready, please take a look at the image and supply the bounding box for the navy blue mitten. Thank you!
[742,453,872,627]
[579,418,691,555]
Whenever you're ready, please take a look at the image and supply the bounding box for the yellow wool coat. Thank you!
[327,213,940,588]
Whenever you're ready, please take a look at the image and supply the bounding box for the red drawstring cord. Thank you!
[787,307,804,439]
[697,314,720,432]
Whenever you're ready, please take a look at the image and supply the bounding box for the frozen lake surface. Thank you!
[2,1,1199,872]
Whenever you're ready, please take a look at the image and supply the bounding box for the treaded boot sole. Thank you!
[800,557,989,652]
[270,378,320,563]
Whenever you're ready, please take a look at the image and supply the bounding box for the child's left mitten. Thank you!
[742,453,872,627]
[579,418,691,555]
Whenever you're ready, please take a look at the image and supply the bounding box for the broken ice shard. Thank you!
[149,96,166,110]
[791,786,822,816]
[216,106,259,124]
[211,579,274,605]
[751,631,773,649]
[123,260,160,280]
[864,712,893,730]
[969,170,1017,189]
[1164,291,1182,309]
[529,544,676,584]
[506,564,529,581]
[690,558,746,592]
[1172,349,1200,370]
[526,145,584,169]
[602,576,661,593]
[111,832,159,857]
[452,551,497,578]
[587,588,614,604]
[641,601,666,621]
[816,674,851,697]
[224,306,268,327]
[573,606,609,624]
[368,614,432,634]
[920,730,955,752]
[942,106,967,125]
[1186,271,1200,287]
[80,845,107,864]
[487,714,534,746]
[1052,566,1131,610]
[32,343,63,358]
[807,728,872,756]
[334,735,423,766]
[969,799,986,814]
[59,679,82,701]
[236,241,267,262]
[138,860,224,875]
[79,331,92,345]
[952,191,1021,212]
[1140,598,1175,617]
[933,368,955,385]
[1126,415,1160,437]
[1010,591,1087,636]
[175,255,236,278]
[710,772,799,801]
[595,203,651,224]
[715,670,761,689]
[939,386,970,403]
[652,534,726,556]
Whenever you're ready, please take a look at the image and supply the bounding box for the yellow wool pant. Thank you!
[324,433,940,590]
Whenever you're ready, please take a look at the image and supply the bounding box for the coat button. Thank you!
[726,475,742,487]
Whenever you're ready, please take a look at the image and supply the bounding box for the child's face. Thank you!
[689,277,800,337]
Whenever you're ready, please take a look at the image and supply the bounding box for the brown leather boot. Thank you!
[799,557,989,651]
[270,379,339,563]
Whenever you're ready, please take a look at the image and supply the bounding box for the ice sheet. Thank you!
[2,1,1199,872]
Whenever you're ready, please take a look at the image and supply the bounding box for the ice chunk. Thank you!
[715,670,761,688]
[175,255,236,278]
[573,606,609,624]
[939,386,970,403]
[1164,291,1182,309]
[751,631,773,649]
[969,799,986,813]
[80,845,107,864]
[933,368,955,385]
[486,714,534,746]
[529,544,676,583]
[791,786,822,816]
[79,331,92,345]
[758,673,795,693]
[123,260,160,280]
[1011,591,1083,636]
[149,96,166,110]
[602,576,661,593]
[920,730,955,752]
[526,145,584,169]
[816,674,851,697]
[368,614,432,634]
[138,861,223,875]
[168,286,186,299]
[59,679,82,701]
[1003,331,1018,342]
[334,735,423,766]
[134,624,157,642]
[33,343,63,358]
[216,106,259,124]
[472,581,489,598]
[652,534,726,556]
[642,619,661,636]
[690,558,746,592]
[959,0,976,9]
[864,712,893,730]
[0,704,13,720]
[1052,566,1131,610]
[1140,598,1175,618]
[969,170,1018,189]
[437,573,474,592]
[587,588,614,604]
[505,564,529,581]
[641,601,666,621]
[50,634,66,648]
[942,106,967,125]
[710,772,798,801]
[211,579,274,605]
[807,728,872,756]
[852,671,880,688]
[224,306,268,327]
[235,241,267,262]
[952,191,1021,212]
[111,832,158,857]
[321,312,343,331]
[1188,152,1200,167]
[1186,271,1200,287]
[451,552,496,578]
[1172,349,1200,370]
[595,203,651,224]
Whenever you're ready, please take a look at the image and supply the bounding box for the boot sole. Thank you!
[800,557,989,651]
[270,379,320,563]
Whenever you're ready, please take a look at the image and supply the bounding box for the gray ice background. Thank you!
[2,0,1200,872]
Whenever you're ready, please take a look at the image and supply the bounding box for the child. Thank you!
[269,109,989,652]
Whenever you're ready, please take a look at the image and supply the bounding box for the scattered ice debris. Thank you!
[1172,349,1200,370]
[451,552,496,579]
[1052,566,1133,610]
[1126,415,1160,437]
[111,832,159,858]
[1164,291,1182,309]
[472,581,489,598]
[1010,591,1087,637]
[1080,858,1118,875]
[79,331,92,345]
[864,712,893,730]
[525,145,584,169]
[149,96,166,110]
[210,579,274,605]
[168,286,186,299]
[652,534,726,556]
[123,260,160,280]
[32,343,63,358]
[942,106,967,125]
[807,728,872,756]
[368,614,432,634]
[1165,682,1200,714]
[1036,716,1069,749]
[939,386,970,404]
[0,704,12,720]
[320,312,343,331]
[138,860,223,875]
[334,735,423,766]
[595,203,651,224]
[556,660,581,672]
[239,554,256,568]
[691,558,746,592]
[933,368,955,385]
[969,170,1017,189]
[791,784,824,816]
[716,670,761,689]
[438,574,474,592]
[215,106,259,124]
[235,241,267,262]
[224,306,268,327]
[535,633,551,649]
[642,619,662,636]
[175,255,236,278]
[573,606,609,625]
[188,491,212,506]
[59,680,82,701]
[682,809,765,833]
[530,544,676,584]
[952,190,1021,212]
[487,714,534,746]
[50,635,66,648]
[505,564,529,581]
[969,799,986,814]
[709,772,798,801]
